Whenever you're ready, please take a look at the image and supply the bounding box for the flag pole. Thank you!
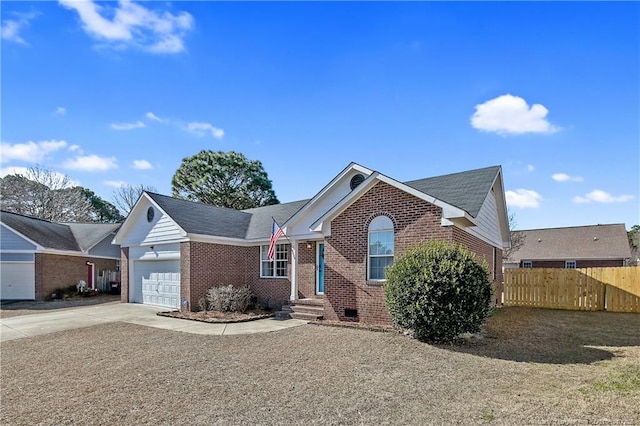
[271,216,293,246]
[271,216,296,260]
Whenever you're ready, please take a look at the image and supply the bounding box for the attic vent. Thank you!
[350,174,365,190]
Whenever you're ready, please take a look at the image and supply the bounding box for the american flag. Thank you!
[267,220,284,261]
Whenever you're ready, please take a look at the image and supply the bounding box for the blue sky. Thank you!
[1,1,638,231]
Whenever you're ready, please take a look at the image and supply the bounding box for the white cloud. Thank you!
[0,140,68,163]
[552,173,583,183]
[53,106,67,116]
[110,120,146,130]
[506,189,542,208]
[68,144,82,152]
[104,180,127,188]
[63,154,118,171]
[527,164,535,172]
[132,159,153,170]
[187,122,224,139]
[573,190,633,204]
[58,0,194,54]
[145,111,162,122]
[1,12,37,44]
[471,94,560,135]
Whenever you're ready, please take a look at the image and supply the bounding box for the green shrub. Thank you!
[206,285,253,313]
[384,240,492,343]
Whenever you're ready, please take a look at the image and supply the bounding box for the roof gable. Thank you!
[508,224,631,262]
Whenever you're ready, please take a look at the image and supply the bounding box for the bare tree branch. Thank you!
[503,209,526,261]
[111,184,157,216]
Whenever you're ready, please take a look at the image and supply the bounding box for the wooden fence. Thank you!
[504,267,640,313]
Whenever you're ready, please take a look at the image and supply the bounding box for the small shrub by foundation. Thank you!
[206,285,253,313]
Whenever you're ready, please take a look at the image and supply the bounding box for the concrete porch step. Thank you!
[275,299,324,321]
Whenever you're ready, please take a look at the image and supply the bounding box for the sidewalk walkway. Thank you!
[0,303,307,342]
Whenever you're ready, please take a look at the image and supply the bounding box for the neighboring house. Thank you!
[0,211,121,300]
[114,163,510,326]
[504,224,631,269]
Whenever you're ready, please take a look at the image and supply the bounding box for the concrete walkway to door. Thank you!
[0,302,307,342]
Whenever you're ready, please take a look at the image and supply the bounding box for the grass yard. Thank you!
[1,307,639,425]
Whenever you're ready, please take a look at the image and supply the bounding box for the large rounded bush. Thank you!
[384,241,492,343]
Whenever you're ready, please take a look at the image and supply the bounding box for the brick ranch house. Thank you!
[504,223,632,270]
[0,211,121,300]
[113,163,510,325]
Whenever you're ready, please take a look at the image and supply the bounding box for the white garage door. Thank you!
[1,262,35,300]
[134,260,180,309]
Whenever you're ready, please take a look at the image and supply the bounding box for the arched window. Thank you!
[368,216,394,280]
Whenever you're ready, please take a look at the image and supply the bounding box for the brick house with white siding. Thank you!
[113,163,510,326]
[1,211,121,301]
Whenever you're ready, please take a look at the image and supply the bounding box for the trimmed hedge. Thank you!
[384,241,492,343]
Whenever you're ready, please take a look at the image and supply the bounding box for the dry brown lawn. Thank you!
[1,307,639,425]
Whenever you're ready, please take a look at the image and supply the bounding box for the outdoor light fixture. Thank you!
[306,242,312,249]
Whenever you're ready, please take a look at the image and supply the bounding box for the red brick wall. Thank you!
[244,245,291,309]
[525,259,624,268]
[297,242,317,299]
[120,248,129,303]
[324,182,446,325]
[451,227,503,306]
[324,181,503,326]
[34,253,118,301]
[181,242,250,311]
[180,242,192,311]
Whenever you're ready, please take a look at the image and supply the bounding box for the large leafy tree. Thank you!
[0,166,122,223]
[111,183,157,216]
[171,150,279,209]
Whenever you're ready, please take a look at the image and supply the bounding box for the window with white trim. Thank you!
[523,261,532,269]
[260,244,289,278]
[565,260,577,269]
[368,216,394,281]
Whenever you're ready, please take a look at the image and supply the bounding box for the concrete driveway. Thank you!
[0,303,307,342]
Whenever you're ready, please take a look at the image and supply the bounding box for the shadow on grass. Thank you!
[440,307,640,365]
[0,295,120,315]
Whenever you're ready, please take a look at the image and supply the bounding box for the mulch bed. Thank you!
[157,309,274,323]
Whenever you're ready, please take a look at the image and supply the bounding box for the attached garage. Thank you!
[133,260,181,309]
[1,257,35,300]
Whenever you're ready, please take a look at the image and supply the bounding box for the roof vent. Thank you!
[350,174,365,190]
[537,238,542,242]
[593,237,598,241]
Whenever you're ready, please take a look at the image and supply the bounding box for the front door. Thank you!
[316,243,325,294]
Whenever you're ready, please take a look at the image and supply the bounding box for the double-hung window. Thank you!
[260,244,289,278]
[368,216,394,281]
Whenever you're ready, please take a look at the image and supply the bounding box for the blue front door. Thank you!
[317,243,325,294]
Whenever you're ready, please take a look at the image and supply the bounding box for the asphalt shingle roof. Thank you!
[142,165,501,240]
[1,211,121,252]
[242,199,310,240]
[404,165,500,217]
[507,224,631,262]
[146,192,309,240]
[65,223,121,251]
[146,192,252,239]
